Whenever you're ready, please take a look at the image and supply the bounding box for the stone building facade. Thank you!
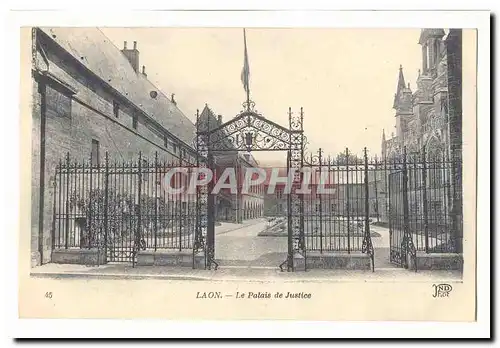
[263,167,367,218]
[31,27,198,266]
[374,29,463,253]
[377,29,454,232]
[197,105,265,223]
[382,29,452,160]
[239,153,265,220]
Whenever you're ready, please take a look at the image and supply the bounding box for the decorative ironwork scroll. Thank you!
[200,101,305,272]
[194,109,208,269]
[289,107,305,271]
[200,109,292,153]
[205,151,218,270]
[362,148,375,272]
[401,147,417,271]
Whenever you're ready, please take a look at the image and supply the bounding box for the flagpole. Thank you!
[243,28,251,109]
[246,81,250,108]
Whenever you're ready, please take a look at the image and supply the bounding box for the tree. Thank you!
[68,189,136,249]
[335,150,363,165]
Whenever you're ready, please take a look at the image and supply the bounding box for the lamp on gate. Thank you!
[245,132,253,146]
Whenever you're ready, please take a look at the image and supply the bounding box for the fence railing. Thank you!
[302,147,458,255]
[52,152,199,262]
[399,150,454,253]
[301,148,373,264]
[52,146,459,265]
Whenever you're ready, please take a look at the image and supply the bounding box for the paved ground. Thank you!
[215,218,267,235]
[215,218,287,267]
[215,218,396,270]
[370,224,397,269]
[31,262,462,282]
[31,219,462,281]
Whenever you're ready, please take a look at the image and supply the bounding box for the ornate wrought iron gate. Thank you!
[388,166,417,270]
[195,102,305,271]
[387,148,455,270]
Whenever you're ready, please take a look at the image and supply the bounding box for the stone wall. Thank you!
[445,29,463,253]
[31,31,196,265]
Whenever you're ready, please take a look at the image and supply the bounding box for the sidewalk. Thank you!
[30,262,463,283]
[29,220,462,282]
[215,218,267,235]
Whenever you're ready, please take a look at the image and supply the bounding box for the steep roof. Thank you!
[198,105,223,131]
[393,65,406,109]
[198,105,237,151]
[39,27,196,146]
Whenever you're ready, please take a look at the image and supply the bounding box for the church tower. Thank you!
[415,29,446,105]
[393,65,413,141]
[419,28,446,77]
[381,129,387,158]
[414,29,447,134]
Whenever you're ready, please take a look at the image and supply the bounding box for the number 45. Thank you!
[45,292,53,299]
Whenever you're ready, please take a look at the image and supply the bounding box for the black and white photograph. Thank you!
[28,26,465,275]
[9,8,487,334]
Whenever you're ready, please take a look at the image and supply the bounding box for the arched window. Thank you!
[427,43,432,69]
[426,138,443,189]
[435,39,441,66]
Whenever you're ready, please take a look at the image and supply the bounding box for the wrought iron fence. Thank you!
[394,150,455,254]
[52,145,458,267]
[302,146,458,261]
[52,151,199,263]
[302,148,374,270]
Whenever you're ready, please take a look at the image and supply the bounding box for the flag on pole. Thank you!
[240,28,250,97]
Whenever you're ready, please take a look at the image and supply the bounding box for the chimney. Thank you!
[142,65,147,77]
[171,94,176,106]
[217,115,223,125]
[121,40,140,72]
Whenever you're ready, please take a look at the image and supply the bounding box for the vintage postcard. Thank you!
[11,9,489,337]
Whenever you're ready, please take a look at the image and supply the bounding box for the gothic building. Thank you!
[374,29,463,254]
[382,29,451,161]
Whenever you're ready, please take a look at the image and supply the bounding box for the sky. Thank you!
[100,28,425,164]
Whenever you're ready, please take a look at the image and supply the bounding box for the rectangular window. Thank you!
[113,101,119,118]
[164,136,168,149]
[173,143,177,153]
[132,114,138,130]
[91,139,100,166]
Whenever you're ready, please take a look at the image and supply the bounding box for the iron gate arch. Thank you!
[194,101,305,271]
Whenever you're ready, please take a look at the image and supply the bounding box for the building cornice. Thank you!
[34,69,79,96]
[34,27,197,156]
